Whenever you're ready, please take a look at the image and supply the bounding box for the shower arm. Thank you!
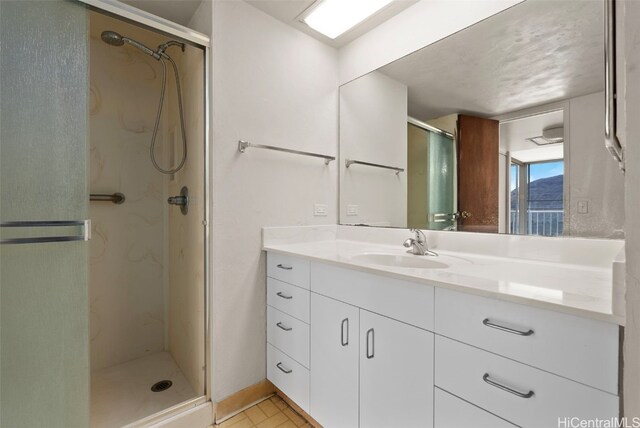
[157,41,185,58]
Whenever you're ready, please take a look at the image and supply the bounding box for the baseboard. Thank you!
[274,387,322,428]
[215,379,276,422]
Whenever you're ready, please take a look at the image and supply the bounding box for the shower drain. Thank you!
[150,380,173,392]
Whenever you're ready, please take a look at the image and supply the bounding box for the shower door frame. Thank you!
[77,0,213,423]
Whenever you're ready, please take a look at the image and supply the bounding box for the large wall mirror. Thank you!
[339,0,624,238]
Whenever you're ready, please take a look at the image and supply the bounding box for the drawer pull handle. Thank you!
[483,318,534,336]
[276,322,292,331]
[276,264,293,270]
[341,318,349,346]
[366,328,375,359]
[483,373,534,398]
[276,362,292,374]
[276,292,293,300]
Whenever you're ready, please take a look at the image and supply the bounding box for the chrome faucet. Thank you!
[403,229,438,256]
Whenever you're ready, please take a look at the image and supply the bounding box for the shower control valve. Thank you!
[168,186,189,215]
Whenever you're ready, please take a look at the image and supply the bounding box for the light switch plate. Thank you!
[314,204,328,216]
[347,205,358,216]
[577,200,589,214]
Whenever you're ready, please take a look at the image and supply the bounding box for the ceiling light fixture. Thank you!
[302,0,394,39]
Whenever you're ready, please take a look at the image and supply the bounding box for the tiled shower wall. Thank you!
[89,13,169,370]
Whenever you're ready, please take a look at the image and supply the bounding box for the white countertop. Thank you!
[263,236,624,325]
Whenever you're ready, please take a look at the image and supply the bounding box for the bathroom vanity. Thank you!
[263,226,623,428]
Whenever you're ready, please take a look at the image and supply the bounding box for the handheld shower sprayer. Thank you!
[100,30,188,175]
[100,31,161,60]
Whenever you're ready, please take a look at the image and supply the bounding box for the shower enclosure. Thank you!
[407,122,457,230]
[0,2,210,427]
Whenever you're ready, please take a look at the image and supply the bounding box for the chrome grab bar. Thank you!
[90,192,125,204]
[345,159,404,175]
[482,318,534,336]
[604,0,625,171]
[238,140,335,165]
[483,373,534,399]
[1,220,91,245]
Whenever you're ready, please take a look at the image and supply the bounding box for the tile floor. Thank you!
[91,351,197,427]
[216,395,313,428]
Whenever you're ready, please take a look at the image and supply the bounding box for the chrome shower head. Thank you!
[100,30,160,60]
[101,31,124,46]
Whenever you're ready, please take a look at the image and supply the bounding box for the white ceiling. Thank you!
[377,0,603,120]
[500,110,564,152]
[245,0,418,48]
[500,109,564,162]
[121,0,203,26]
[117,0,416,46]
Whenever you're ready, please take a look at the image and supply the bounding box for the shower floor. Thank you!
[91,351,197,428]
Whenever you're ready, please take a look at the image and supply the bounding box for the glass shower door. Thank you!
[426,132,456,230]
[0,1,90,427]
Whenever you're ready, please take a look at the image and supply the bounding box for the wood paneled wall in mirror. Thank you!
[338,0,624,238]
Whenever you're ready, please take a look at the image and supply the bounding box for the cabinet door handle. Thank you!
[341,318,349,346]
[276,264,293,270]
[483,318,534,336]
[483,373,534,398]
[276,362,292,374]
[276,322,292,331]
[276,291,293,300]
[366,328,375,359]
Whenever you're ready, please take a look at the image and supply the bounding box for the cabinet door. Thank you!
[360,310,434,428]
[310,293,359,428]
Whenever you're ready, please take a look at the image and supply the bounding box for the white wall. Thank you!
[339,71,407,227]
[188,0,212,37]
[621,0,640,417]
[337,0,521,84]
[567,92,625,238]
[210,0,338,402]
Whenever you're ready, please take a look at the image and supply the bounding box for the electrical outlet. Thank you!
[577,200,589,214]
[347,205,359,216]
[314,204,328,216]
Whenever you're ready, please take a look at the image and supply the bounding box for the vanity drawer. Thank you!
[434,387,516,428]
[267,306,309,368]
[311,262,434,331]
[267,277,310,323]
[267,253,310,289]
[435,288,619,394]
[267,343,310,413]
[435,335,618,427]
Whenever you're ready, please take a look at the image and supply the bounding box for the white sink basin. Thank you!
[350,253,449,270]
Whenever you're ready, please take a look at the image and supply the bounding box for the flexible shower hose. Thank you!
[150,54,188,175]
